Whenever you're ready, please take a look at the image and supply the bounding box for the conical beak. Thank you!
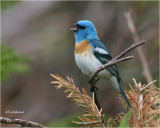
[70,23,78,32]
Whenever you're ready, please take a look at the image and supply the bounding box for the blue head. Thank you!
[70,20,99,43]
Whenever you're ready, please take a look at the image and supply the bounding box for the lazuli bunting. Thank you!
[70,20,131,108]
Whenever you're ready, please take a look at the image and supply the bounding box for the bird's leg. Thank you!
[89,77,102,113]
[93,77,100,85]
[89,77,100,92]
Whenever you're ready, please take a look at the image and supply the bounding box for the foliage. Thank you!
[118,109,132,128]
[47,113,109,127]
[108,79,159,127]
[50,74,105,127]
[51,74,160,127]
[1,43,30,83]
[1,0,20,10]
[47,114,79,127]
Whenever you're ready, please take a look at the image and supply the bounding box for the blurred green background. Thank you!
[1,1,159,127]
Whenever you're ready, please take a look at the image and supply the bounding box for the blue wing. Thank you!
[89,39,122,81]
[89,39,132,108]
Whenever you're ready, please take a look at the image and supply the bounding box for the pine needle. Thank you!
[50,74,105,127]
[51,74,159,127]
[108,78,160,127]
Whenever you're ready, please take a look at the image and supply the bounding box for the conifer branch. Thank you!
[108,79,159,127]
[50,74,105,127]
[124,10,153,84]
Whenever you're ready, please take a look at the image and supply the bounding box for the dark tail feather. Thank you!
[118,80,132,108]
[120,85,132,108]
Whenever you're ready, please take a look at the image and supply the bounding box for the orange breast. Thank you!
[75,40,91,54]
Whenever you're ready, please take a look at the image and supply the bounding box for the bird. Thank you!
[70,20,131,108]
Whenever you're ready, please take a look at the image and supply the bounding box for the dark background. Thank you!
[1,1,159,127]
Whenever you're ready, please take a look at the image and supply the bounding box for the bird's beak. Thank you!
[70,23,78,32]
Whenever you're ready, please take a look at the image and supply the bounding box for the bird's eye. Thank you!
[77,25,85,29]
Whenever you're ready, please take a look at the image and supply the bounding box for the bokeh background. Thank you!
[1,1,159,127]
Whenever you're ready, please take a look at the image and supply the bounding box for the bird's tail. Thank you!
[116,78,132,108]
[109,75,132,108]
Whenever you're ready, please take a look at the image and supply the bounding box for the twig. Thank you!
[93,92,101,112]
[133,78,143,109]
[124,11,154,84]
[113,40,146,61]
[89,40,145,114]
[142,80,157,91]
[0,117,46,128]
[89,40,145,84]
[132,78,143,126]
[72,120,101,125]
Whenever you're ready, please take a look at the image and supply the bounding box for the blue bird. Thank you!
[70,20,131,108]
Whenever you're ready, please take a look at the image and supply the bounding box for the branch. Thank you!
[124,10,154,84]
[0,117,47,128]
[109,79,159,127]
[89,40,145,114]
[113,40,146,61]
[89,40,146,84]
[50,74,105,127]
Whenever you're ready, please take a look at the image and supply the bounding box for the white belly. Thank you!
[75,52,121,91]
[75,52,111,79]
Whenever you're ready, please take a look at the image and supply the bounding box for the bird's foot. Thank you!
[88,77,100,85]
[89,78,99,92]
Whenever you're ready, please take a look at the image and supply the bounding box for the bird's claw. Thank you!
[88,78,100,85]
[89,78,99,92]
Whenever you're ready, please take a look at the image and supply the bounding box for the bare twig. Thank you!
[89,40,145,84]
[113,40,145,61]
[0,117,46,128]
[142,80,157,91]
[89,40,145,114]
[89,40,145,118]
[124,11,154,84]
[72,120,101,125]
[132,78,143,126]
